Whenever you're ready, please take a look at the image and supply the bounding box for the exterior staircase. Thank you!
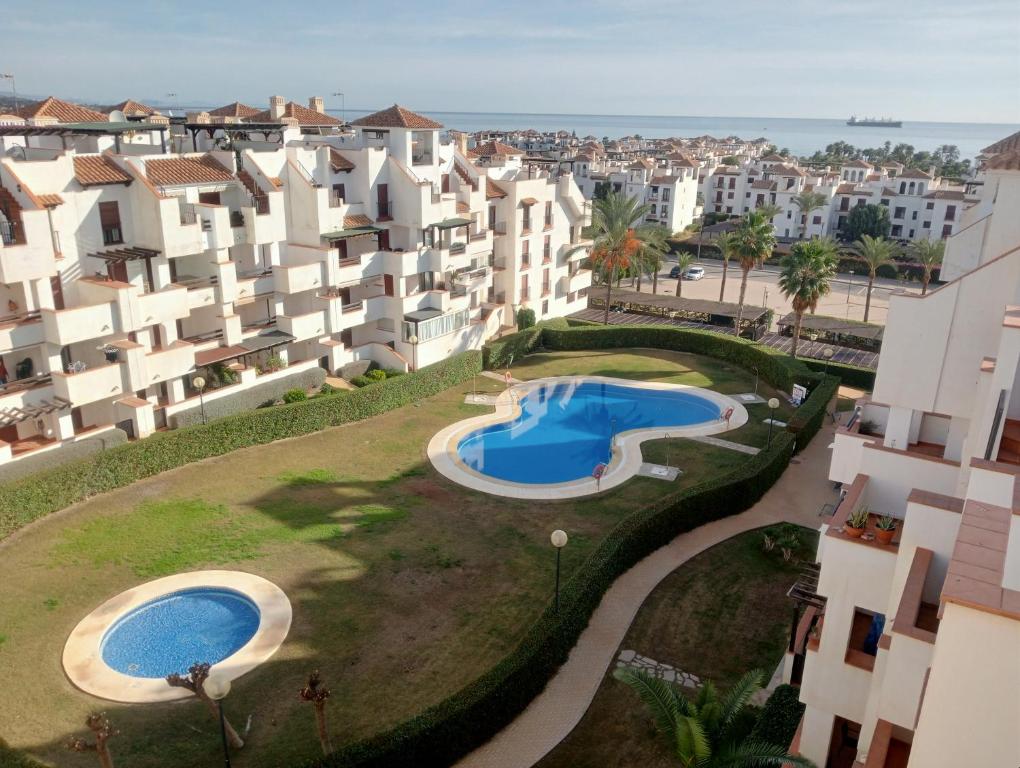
[453,161,477,191]
[237,170,269,215]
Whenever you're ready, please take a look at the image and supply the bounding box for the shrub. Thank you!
[350,375,372,388]
[0,351,482,540]
[320,383,338,395]
[282,388,308,403]
[786,374,840,453]
[516,307,536,330]
[381,368,405,379]
[365,369,387,383]
[749,684,805,749]
[258,355,287,374]
[800,358,875,390]
[482,325,543,370]
[306,433,796,768]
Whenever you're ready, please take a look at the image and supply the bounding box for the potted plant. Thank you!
[845,507,869,538]
[875,515,898,545]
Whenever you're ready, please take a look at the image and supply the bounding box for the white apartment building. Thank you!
[785,132,1020,768]
[0,97,590,469]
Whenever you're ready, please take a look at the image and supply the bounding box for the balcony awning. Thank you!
[0,396,71,428]
[428,217,472,230]
[321,225,383,241]
[240,330,296,353]
[88,246,161,263]
[404,309,443,323]
[194,331,296,366]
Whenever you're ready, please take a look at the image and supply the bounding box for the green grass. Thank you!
[538,527,818,768]
[0,349,792,768]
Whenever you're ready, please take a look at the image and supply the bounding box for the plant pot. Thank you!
[844,525,865,539]
[875,527,896,545]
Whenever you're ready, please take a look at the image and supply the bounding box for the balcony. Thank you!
[0,310,44,350]
[136,286,190,329]
[377,201,393,222]
[452,266,492,292]
[275,262,324,294]
[143,341,195,385]
[277,310,327,340]
[51,362,125,406]
[562,268,592,294]
[0,219,20,246]
[41,302,117,346]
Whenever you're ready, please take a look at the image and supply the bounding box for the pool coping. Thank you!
[62,570,292,703]
[427,375,748,500]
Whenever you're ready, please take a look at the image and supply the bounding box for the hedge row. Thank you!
[539,324,808,392]
[749,684,805,750]
[0,352,482,539]
[308,431,797,768]
[801,358,876,390]
[482,326,543,370]
[787,374,840,453]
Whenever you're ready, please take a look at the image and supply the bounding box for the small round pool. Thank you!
[100,587,261,678]
[457,380,722,484]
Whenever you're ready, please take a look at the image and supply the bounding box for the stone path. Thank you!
[454,417,840,768]
[687,435,761,455]
[616,649,702,688]
[480,370,522,385]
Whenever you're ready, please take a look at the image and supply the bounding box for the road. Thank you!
[641,257,922,326]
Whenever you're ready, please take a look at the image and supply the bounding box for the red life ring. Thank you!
[504,370,512,385]
[723,406,734,423]
[592,462,608,479]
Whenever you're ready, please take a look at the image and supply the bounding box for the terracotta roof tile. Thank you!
[836,183,856,194]
[107,99,158,117]
[898,167,933,180]
[751,180,777,190]
[456,201,470,213]
[145,155,235,187]
[73,155,133,186]
[248,102,342,126]
[343,214,374,228]
[843,159,874,169]
[649,175,677,186]
[467,140,524,158]
[770,164,806,177]
[37,194,65,207]
[485,179,507,199]
[923,189,967,200]
[16,96,107,123]
[984,149,1020,172]
[351,104,443,130]
[207,102,261,119]
[329,149,355,171]
[981,130,1020,157]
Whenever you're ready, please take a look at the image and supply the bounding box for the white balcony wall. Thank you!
[41,302,117,346]
[0,209,57,283]
[0,318,45,350]
[51,362,125,405]
[276,262,324,294]
[278,309,327,341]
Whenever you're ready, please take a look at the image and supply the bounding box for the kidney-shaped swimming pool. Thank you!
[456,379,726,485]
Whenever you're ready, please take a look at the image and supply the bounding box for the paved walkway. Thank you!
[454,419,840,768]
[687,434,761,455]
[570,309,879,369]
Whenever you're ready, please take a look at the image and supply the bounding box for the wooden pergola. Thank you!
[777,313,884,352]
[588,289,770,339]
[0,396,71,428]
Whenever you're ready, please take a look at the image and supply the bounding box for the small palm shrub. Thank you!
[282,388,308,403]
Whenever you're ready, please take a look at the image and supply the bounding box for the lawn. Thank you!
[0,349,793,768]
[536,526,818,768]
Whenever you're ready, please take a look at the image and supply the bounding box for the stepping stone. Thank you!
[638,462,682,481]
[663,670,676,682]
[763,418,787,427]
[619,650,636,662]
[735,393,766,404]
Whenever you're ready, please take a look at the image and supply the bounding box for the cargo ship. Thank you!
[847,116,902,128]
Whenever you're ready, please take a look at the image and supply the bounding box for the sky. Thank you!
[4,0,1020,123]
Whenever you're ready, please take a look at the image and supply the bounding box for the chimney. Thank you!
[450,130,468,155]
[269,95,286,120]
[309,96,325,114]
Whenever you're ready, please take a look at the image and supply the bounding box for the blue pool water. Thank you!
[101,588,261,678]
[457,381,721,484]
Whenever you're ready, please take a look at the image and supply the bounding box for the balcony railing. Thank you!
[341,301,364,314]
[541,283,551,297]
[229,210,245,228]
[520,288,530,300]
[378,201,393,220]
[0,219,19,246]
[102,227,123,246]
[544,216,554,229]
[329,190,343,208]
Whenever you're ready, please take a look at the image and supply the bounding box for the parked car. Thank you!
[669,265,682,279]
[683,266,706,280]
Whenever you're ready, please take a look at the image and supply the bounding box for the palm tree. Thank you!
[66,713,117,768]
[166,663,244,749]
[850,234,898,322]
[675,252,694,297]
[300,670,333,755]
[778,239,839,358]
[791,190,828,239]
[616,668,815,768]
[573,192,661,324]
[909,238,945,295]
[637,225,671,295]
[755,201,783,222]
[732,211,776,335]
[715,231,738,302]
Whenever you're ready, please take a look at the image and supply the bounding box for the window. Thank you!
[403,308,470,343]
[542,299,549,315]
[331,183,346,207]
[786,210,792,219]
[925,201,934,210]
[745,192,750,198]
[893,206,906,219]
[543,235,551,262]
[662,188,670,202]
[725,206,732,213]
[891,225,903,237]
[520,273,529,300]
[728,178,735,189]
[839,198,850,211]
[650,204,657,215]
[544,201,553,228]
[521,239,530,267]
[812,215,822,225]
[923,220,931,228]
[727,191,734,199]
[945,205,957,220]
[912,210,918,220]
[845,608,885,671]
[941,224,953,238]
[522,207,531,232]
[98,201,123,245]
[909,229,915,238]
[661,206,668,218]
[880,198,889,207]
[899,182,906,194]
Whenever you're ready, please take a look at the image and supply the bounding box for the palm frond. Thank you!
[674,713,712,765]
[614,668,684,739]
[716,669,764,734]
[710,738,817,767]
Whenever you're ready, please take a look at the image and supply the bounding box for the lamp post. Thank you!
[767,397,780,448]
[753,366,759,396]
[822,347,834,376]
[846,270,854,302]
[0,73,18,114]
[192,375,207,425]
[550,529,568,614]
[332,91,345,124]
[204,673,233,768]
[408,334,418,372]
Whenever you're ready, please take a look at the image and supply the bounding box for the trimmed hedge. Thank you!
[307,432,797,768]
[482,325,543,370]
[0,427,128,484]
[749,684,805,749]
[801,358,875,390]
[787,374,840,453]
[170,366,327,427]
[539,324,807,392]
[0,351,482,539]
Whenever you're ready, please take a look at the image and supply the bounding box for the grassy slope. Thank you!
[0,350,791,768]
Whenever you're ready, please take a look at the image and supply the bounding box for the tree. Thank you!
[616,668,815,767]
[791,190,828,239]
[732,210,776,335]
[67,713,117,768]
[674,253,694,297]
[721,155,739,166]
[572,192,662,324]
[640,226,671,295]
[715,231,738,302]
[755,202,783,222]
[516,306,536,330]
[778,239,839,358]
[166,663,244,749]
[910,238,945,295]
[851,234,898,322]
[300,671,333,756]
[842,204,890,241]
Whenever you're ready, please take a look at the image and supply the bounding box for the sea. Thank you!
[325,110,1017,161]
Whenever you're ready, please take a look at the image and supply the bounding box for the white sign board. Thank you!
[791,384,808,406]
